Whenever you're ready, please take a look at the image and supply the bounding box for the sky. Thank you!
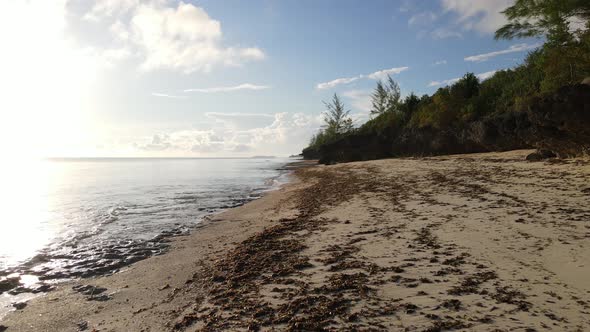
[0,0,542,158]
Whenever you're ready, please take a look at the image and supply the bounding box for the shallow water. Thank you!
[0,157,289,314]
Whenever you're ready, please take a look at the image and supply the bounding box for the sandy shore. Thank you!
[2,150,590,331]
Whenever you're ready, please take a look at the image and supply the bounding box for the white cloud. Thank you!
[433,60,447,65]
[101,47,133,62]
[406,10,461,39]
[110,20,130,41]
[341,90,372,113]
[132,107,375,156]
[184,84,271,93]
[78,1,266,73]
[152,92,187,99]
[130,2,265,73]
[428,70,500,87]
[464,43,542,62]
[316,76,363,90]
[440,0,513,34]
[475,70,499,81]
[430,27,463,39]
[136,133,174,151]
[316,66,409,90]
[367,67,410,80]
[133,112,325,156]
[428,79,455,87]
[84,0,141,21]
[205,112,275,130]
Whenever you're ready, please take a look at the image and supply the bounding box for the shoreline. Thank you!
[0,160,296,323]
[0,159,298,319]
[2,149,590,331]
[0,162,312,331]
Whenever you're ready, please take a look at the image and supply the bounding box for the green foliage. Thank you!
[361,110,405,136]
[308,94,354,150]
[323,93,353,135]
[538,28,590,91]
[477,50,545,113]
[495,0,590,44]
[399,93,420,120]
[370,81,388,115]
[304,2,589,158]
[370,75,401,116]
[450,73,480,100]
[408,87,459,129]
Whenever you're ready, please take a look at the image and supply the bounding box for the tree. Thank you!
[385,75,401,113]
[450,73,480,100]
[370,75,401,116]
[495,0,590,44]
[323,93,353,135]
[400,93,420,119]
[370,81,388,116]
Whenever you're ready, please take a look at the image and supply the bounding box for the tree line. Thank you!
[307,0,590,153]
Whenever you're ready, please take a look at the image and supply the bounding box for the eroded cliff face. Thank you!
[305,84,589,164]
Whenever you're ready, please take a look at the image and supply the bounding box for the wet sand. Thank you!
[2,150,590,331]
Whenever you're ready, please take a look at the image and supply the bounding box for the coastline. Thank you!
[0,162,312,331]
[3,150,590,331]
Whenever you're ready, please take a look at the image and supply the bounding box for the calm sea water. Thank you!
[0,157,289,313]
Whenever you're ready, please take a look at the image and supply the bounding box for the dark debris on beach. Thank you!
[167,164,549,331]
[173,167,367,331]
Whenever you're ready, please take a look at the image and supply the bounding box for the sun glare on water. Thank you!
[0,161,61,269]
[0,1,99,267]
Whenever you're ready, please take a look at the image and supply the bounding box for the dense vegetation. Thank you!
[303,0,590,163]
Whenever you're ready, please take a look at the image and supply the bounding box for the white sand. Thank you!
[2,150,589,331]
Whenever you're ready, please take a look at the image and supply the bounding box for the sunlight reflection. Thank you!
[0,160,61,269]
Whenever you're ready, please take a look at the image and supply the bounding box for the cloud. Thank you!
[191,141,224,153]
[464,43,542,62]
[232,144,252,153]
[341,90,372,113]
[132,2,265,73]
[367,67,410,80]
[110,20,130,41]
[205,112,275,130]
[316,76,362,90]
[433,60,447,65]
[404,6,463,40]
[440,0,513,34]
[135,134,174,151]
[84,0,141,21]
[152,92,188,99]
[78,1,266,73]
[408,12,437,26]
[428,77,458,87]
[430,27,463,39]
[475,70,499,81]
[316,66,409,90]
[133,112,326,156]
[184,83,271,93]
[428,70,500,87]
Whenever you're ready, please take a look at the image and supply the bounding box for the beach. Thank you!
[2,149,590,331]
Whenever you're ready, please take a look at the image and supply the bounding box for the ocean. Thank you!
[0,157,290,314]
